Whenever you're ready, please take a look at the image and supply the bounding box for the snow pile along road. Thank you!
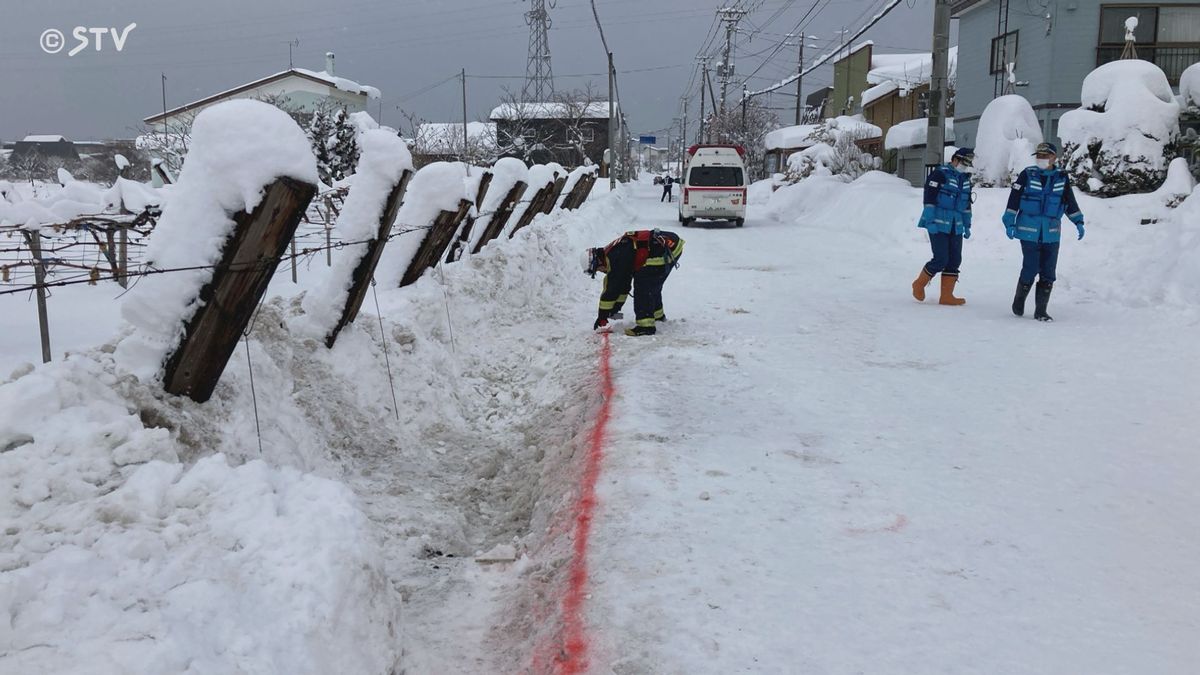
[0,155,627,673]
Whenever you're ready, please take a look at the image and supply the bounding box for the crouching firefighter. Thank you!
[912,147,975,306]
[583,229,685,336]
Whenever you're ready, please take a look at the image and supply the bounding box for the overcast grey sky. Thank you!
[1,0,940,142]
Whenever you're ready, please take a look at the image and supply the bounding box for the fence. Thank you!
[4,159,600,404]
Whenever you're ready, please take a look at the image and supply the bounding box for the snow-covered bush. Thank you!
[974,94,1043,187]
[1059,60,1181,197]
[783,117,881,183]
[1183,62,1200,113]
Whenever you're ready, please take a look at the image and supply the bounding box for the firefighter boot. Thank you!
[624,325,656,337]
[911,267,934,302]
[1012,280,1033,316]
[1034,281,1054,322]
[938,274,966,306]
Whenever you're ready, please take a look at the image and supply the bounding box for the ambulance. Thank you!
[678,144,748,227]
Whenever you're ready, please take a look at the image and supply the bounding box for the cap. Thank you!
[1033,142,1059,156]
[951,147,975,166]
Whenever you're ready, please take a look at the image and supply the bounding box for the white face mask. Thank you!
[1036,158,1053,170]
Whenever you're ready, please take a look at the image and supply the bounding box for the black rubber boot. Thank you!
[624,325,656,336]
[1012,281,1033,316]
[1033,281,1054,322]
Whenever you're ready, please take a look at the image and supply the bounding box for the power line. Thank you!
[746,0,908,98]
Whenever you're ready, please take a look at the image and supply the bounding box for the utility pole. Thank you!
[741,85,748,132]
[161,73,167,122]
[925,0,952,170]
[461,68,470,173]
[681,97,689,158]
[698,59,708,144]
[608,51,616,189]
[716,8,746,114]
[793,35,805,125]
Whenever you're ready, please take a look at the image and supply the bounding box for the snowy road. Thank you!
[2,172,1195,675]
[580,178,1200,674]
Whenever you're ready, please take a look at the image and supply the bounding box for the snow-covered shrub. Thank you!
[974,94,1043,187]
[1059,60,1181,197]
[1182,62,1200,113]
[783,117,880,183]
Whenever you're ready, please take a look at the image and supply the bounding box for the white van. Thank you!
[678,144,747,227]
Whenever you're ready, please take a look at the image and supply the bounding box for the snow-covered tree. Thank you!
[973,94,1043,187]
[782,117,880,183]
[307,108,336,184]
[1059,60,1181,196]
[328,108,360,182]
[701,99,778,181]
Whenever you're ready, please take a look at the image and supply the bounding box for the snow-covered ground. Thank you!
[2,166,1198,673]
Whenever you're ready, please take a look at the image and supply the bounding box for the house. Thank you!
[762,123,820,175]
[952,0,1200,148]
[411,122,497,167]
[490,101,612,169]
[142,53,380,132]
[884,118,957,186]
[805,87,833,121]
[861,48,958,142]
[9,135,79,162]
[826,41,877,117]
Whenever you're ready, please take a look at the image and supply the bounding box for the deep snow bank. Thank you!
[0,169,629,673]
[0,351,401,674]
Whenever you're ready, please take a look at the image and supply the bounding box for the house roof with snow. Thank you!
[861,47,959,108]
[764,124,820,152]
[22,135,70,143]
[489,101,613,121]
[143,67,380,125]
[884,118,956,150]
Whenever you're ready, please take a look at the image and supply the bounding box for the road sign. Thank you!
[639,135,656,144]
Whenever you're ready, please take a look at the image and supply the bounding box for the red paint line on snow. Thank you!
[555,332,614,674]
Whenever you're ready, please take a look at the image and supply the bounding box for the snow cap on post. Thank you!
[301,129,413,336]
[117,99,318,380]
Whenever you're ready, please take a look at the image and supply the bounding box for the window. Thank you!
[580,127,595,142]
[1098,5,1200,83]
[990,30,1019,75]
[687,166,744,187]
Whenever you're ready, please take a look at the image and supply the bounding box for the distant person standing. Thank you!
[1003,142,1085,322]
[661,174,674,202]
[911,147,975,306]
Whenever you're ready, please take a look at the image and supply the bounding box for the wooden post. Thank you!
[470,181,527,255]
[162,177,316,402]
[445,170,493,264]
[399,199,472,287]
[102,229,120,279]
[24,230,52,364]
[542,175,568,215]
[290,239,298,283]
[324,170,412,348]
[563,171,598,209]
[117,225,129,288]
[325,226,332,267]
[509,178,557,238]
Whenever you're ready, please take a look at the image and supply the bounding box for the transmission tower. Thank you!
[522,0,555,102]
